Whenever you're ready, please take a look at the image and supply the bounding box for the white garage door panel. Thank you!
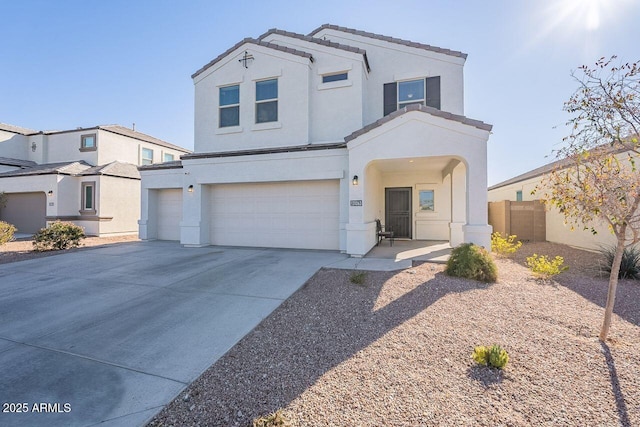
[156,189,182,241]
[0,192,46,234]
[209,181,339,250]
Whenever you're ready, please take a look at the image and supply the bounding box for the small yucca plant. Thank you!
[599,245,640,280]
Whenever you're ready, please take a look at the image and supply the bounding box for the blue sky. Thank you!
[2,0,639,185]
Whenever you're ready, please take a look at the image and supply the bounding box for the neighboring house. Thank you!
[0,123,190,235]
[488,151,627,251]
[139,24,493,256]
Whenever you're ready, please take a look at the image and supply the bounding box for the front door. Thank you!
[385,187,412,238]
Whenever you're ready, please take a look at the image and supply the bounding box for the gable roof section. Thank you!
[192,38,314,79]
[98,125,190,153]
[308,24,467,60]
[344,103,492,143]
[0,123,38,135]
[0,161,91,178]
[0,157,37,168]
[78,161,140,180]
[258,28,371,72]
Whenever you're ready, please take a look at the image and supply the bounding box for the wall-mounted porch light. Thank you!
[187,185,194,193]
[47,190,53,197]
[352,175,359,186]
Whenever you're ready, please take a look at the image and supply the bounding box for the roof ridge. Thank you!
[344,104,491,143]
[308,24,467,59]
[191,37,313,80]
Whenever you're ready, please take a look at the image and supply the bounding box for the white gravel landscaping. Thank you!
[148,242,639,427]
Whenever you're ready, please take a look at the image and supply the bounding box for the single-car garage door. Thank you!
[155,189,182,241]
[0,192,46,234]
[209,180,340,250]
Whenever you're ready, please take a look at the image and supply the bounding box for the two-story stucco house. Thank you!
[139,24,493,256]
[0,123,190,235]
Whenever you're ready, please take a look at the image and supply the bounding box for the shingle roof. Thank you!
[344,103,492,143]
[78,161,140,180]
[0,123,38,135]
[308,24,468,60]
[180,142,346,161]
[0,157,37,168]
[138,160,184,171]
[0,161,91,178]
[258,28,371,72]
[192,38,314,79]
[97,125,190,153]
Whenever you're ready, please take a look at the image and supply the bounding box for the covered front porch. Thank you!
[343,104,493,257]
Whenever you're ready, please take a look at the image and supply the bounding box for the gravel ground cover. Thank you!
[148,242,640,427]
[0,235,139,264]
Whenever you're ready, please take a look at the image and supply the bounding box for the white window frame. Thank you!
[141,147,154,165]
[255,78,278,124]
[398,79,425,110]
[163,152,175,162]
[219,84,240,128]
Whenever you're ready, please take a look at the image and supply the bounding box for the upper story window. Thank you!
[255,79,278,123]
[322,72,348,83]
[383,76,441,116]
[516,190,523,202]
[80,133,97,151]
[163,153,175,162]
[141,147,154,165]
[219,85,240,127]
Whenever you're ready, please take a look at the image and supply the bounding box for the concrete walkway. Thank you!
[328,240,451,271]
[0,242,347,427]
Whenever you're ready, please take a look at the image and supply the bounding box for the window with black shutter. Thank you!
[383,77,441,116]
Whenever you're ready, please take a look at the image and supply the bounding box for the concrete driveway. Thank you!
[0,241,347,427]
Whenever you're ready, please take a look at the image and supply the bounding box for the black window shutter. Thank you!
[426,76,441,110]
[383,82,397,116]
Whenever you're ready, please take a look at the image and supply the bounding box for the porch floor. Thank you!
[365,240,451,263]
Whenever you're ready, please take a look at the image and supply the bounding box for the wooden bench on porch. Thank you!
[375,219,394,246]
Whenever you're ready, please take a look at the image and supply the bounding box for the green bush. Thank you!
[599,245,640,280]
[253,409,289,427]
[490,232,522,257]
[0,221,17,246]
[445,243,497,283]
[349,271,367,285]
[525,254,568,280]
[32,221,85,251]
[472,344,509,369]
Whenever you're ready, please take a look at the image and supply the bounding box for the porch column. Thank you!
[464,162,492,249]
[138,188,156,240]
[180,183,210,247]
[449,162,466,246]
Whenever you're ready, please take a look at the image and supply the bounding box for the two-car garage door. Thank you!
[209,180,340,250]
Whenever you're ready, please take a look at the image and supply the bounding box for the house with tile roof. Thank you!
[0,124,190,235]
[139,24,493,255]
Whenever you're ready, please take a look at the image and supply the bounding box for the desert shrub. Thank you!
[445,243,497,283]
[525,254,568,280]
[472,344,509,369]
[349,271,367,285]
[490,232,522,257]
[0,221,16,246]
[599,245,640,280]
[253,409,289,427]
[32,221,85,251]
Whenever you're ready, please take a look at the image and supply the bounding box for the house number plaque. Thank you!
[350,200,363,206]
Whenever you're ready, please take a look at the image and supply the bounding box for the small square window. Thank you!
[322,72,348,83]
[80,134,96,151]
[81,182,96,213]
[398,79,425,109]
[163,153,175,162]
[219,85,240,127]
[256,79,278,123]
[419,190,435,211]
[141,147,153,165]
